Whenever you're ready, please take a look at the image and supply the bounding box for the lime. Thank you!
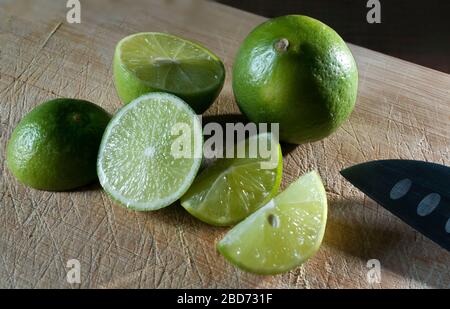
[233,15,358,144]
[181,133,282,226]
[97,92,203,211]
[113,32,225,114]
[6,98,110,191]
[217,170,327,275]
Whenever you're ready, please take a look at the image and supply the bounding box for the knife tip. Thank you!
[339,167,351,179]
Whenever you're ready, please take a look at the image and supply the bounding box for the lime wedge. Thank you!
[217,171,327,275]
[97,92,203,211]
[113,32,225,113]
[181,133,282,226]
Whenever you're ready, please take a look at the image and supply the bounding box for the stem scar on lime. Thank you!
[274,38,289,52]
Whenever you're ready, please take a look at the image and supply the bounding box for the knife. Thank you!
[340,160,450,251]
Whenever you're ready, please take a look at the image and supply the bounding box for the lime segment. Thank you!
[97,92,202,211]
[181,133,282,226]
[217,171,328,275]
[114,32,225,113]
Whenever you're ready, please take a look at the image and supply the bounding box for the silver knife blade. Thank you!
[340,160,450,251]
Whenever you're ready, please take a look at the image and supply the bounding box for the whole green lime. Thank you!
[233,15,358,144]
[6,98,111,191]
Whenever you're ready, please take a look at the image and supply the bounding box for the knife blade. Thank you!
[340,160,450,251]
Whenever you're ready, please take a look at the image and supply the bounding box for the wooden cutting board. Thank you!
[0,0,449,288]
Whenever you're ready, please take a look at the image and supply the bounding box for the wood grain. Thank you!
[0,0,449,288]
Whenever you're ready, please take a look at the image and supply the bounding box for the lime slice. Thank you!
[114,32,225,113]
[217,171,327,275]
[181,133,282,226]
[97,92,203,211]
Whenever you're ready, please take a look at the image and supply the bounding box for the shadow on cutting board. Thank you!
[69,181,102,192]
[132,193,448,287]
[137,202,279,288]
[325,197,449,288]
[202,113,300,157]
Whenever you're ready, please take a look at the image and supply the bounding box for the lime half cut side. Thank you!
[114,32,225,113]
[97,92,203,211]
[181,133,282,226]
[217,171,328,275]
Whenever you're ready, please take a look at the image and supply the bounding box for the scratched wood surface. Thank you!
[0,0,449,288]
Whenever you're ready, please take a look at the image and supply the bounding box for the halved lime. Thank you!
[97,92,203,211]
[113,32,225,113]
[217,171,327,275]
[181,133,282,226]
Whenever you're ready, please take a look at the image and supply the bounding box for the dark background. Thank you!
[215,0,450,74]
